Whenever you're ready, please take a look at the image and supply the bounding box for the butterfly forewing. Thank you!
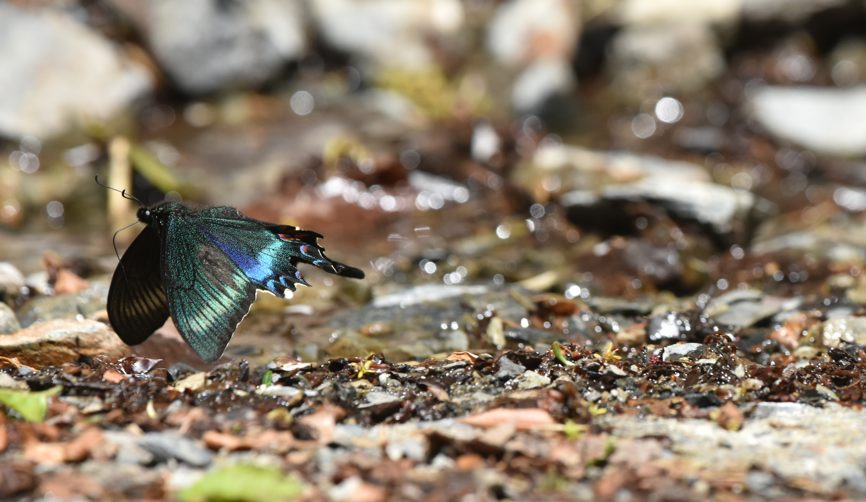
[107,225,170,345]
[162,215,258,362]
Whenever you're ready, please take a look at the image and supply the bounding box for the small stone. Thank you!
[137,432,213,467]
[16,295,81,328]
[0,372,27,390]
[821,316,866,347]
[310,0,463,69]
[0,262,25,300]
[705,290,800,328]
[495,355,526,379]
[647,312,692,343]
[0,319,129,367]
[513,370,551,390]
[658,342,706,362]
[0,303,20,334]
[15,280,109,327]
[79,461,163,497]
[104,432,156,466]
[607,23,723,99]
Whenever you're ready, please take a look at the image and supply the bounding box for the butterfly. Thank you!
[107,202,364,362]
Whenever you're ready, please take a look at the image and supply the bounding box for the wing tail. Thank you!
[270,225,365,280]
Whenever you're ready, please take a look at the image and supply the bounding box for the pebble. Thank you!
[0,262,25,300]
[16,295,82,328]
[0,303,20,335]
[310,0,463,69]
[658,342,706,362]
[495,355,526,380]
[646,311,692,343]
[821,316,866,347]
[104,432,157,466]
[705,290,800,328]
[137,432,213,467]
[513,370,551,390]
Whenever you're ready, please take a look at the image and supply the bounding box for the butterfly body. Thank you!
[108,202,364,362]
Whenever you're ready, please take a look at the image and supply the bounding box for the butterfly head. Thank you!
[136,207,157,225]
[137,203,177,227]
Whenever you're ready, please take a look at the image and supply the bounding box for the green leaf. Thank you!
[180,464,304,502]
[261,370,274,386]
[0,386,62,423]
[552,341,575,367]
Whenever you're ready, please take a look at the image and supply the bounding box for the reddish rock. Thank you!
[0,320,129,367]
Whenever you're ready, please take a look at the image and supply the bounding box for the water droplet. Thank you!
[654,97,684,124]
[290,90,315,116]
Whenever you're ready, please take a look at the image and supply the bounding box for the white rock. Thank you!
[743,0,847,23]
[487,0,580,66]
[114,0,306,94]
[309,0,463,69]
[608,23,724,98]
[511,58,575,111]
[0,4,152,138]
[749,85,866,157]
[617,0,741,26]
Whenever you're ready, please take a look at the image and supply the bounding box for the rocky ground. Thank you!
[3,1,866,501]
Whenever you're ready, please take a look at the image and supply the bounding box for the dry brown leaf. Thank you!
[53,269,89,295]
[204,429,296,453]
[297,404,345,445]
[422,383,450,401]
[455,453,484,471]
[446,351,478,363]
[0,461,36,499]
[203,431,247,451]
[0,412,7,453]
[101,369,125,384]
[23,428,103,465]
[459,407,555,430]
[713,401,744,431]
[38,471,104,500]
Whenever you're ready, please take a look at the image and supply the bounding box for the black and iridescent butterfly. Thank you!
[107,201,364,362]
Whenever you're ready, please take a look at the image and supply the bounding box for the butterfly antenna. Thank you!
[94,175,144,206]
[111,219,140,283]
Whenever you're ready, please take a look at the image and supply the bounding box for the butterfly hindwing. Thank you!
[196,207,364,298]
[107,225,170,345]
[162,213,258,362]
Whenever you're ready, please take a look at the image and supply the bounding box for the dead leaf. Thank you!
[203,430,296,453]
[203,431,246,451]
[0,462,36,499]
[459,407,555,430]
[456,453,484,471]
[174,372,207,392]
[53,269,89,295]
[422,382,450,402]
[297,404,345,444]
[23,427,103,465]
[446,351,478,363]
[101,369,125,384]
[63,428,104,462]
[0,413,7,452]
[712,402,744,431]
[38,471,104,500]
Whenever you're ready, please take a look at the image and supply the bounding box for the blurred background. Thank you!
[4,0,866,362]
